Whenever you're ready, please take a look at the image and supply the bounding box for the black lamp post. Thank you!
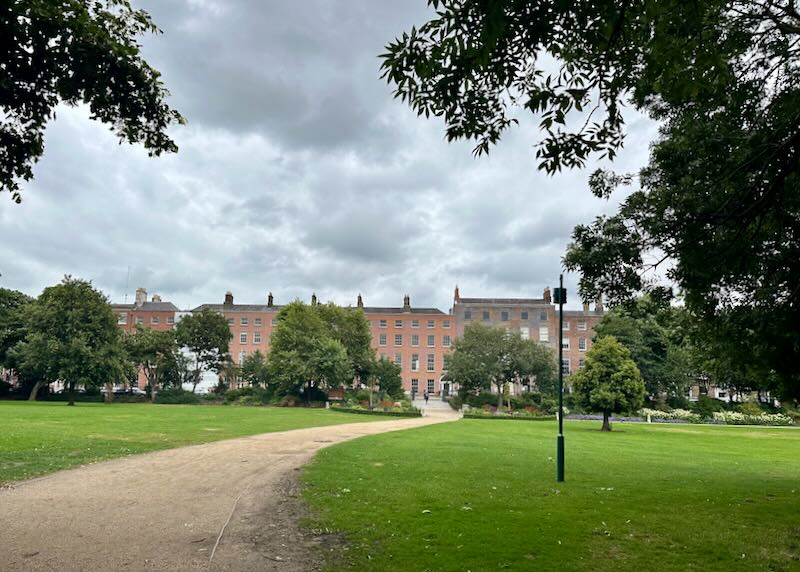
[553,274,566,482]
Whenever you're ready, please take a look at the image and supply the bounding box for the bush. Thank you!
[448,394,463,411]
[712,411,793,426]
[0,380,11,397]
[329,404,422,418]
[736,401,764,416]
[155,389,201,404]
[690,395,726,418]
[666,394,690,409]
[641,408,701,423]
[464,392,501,408]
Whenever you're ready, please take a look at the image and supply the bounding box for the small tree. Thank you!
[175,308,232,392]
[241,350,270,387]
[123,326,176,402]
[372,356,403,400]
[572,336,645,431]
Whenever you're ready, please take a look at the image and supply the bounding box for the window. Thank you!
[227,318,234,325]
[427,335,435,347]
[539,326,549,342]
[394,353,402,367]
[520,327,530,340]
[427,379,435,393]
[254,332,262,344]
[411,334,419,347]
[443,335,451,347]
[562,338,570,351]
[562,321,570,331]
[540,311,547,321]
[240,317,248,325]
[443,319,451,328]
[464,310,472,320]
[239,351,246,366]
[427,320,435,328]
[501,311,509,321]
[578,337,587,351]
[482,310,490,321]
[395,334,403,346]
[578,321,587,331]
[443,354,451,370]
[395,319,403,328]
[426,354,435,372]
[240,332,248,344]
[379,319,387,328]
[411,379,419,393]
[561,358,571,375]
[411,354,420,371]
[379,334,387,346]
[136,317,144,325]
[167,316,175,325]
[521,311,529,320]
[271,318,278,326]
[255,318,262,326]
[412,319,420,328]
[117,313,127,325]
[151,316,160,325]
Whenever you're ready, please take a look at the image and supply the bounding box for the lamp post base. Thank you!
[556,434,565,482]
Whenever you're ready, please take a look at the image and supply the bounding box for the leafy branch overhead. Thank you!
[0,0,185,202]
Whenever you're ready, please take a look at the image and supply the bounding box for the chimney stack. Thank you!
[135,287,147,307]
[152,294,162,303]
[543,287,552,304]
[595,296,604,313]
[267,292,274,308]
[582,301,589,313]
[454,285,460,302]
[311,293,317,306]
[224,291,234,306]
[403,294,411,311]
[357,293,364,309]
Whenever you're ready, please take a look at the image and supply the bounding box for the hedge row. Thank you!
[463,413,556,421]
[329,406,422,418]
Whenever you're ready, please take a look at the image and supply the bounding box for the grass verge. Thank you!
[303,419,800,571]
[0,401,380,483]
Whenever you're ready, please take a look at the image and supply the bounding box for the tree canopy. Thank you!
[381,1,800,400]
[1,0,184,202]
[174,308,232,393]
[572,336,645,431]
[10,276,127,404]
[0,288,32,369]
[123,326,176,401]
[445,322,556,409]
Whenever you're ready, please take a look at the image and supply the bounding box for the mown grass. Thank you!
[303,419,800,571]
[0,401,379,483]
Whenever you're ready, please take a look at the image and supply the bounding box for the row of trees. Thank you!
[0,279,403,405]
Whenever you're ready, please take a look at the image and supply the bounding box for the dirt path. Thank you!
[1,411,457,571]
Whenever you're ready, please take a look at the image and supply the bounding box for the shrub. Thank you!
[448,394,463,411]
[641,408,701,423]
[278,395,300,407]
[690,395,725,418]
[0,380,11,397]
[666,394,690,409]
[736,401,764,416]
[155,389,201,404]
[465,392,501,408]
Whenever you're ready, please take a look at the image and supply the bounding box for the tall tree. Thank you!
[123,326,177,402]
[10,276,127,404]
[316,303,375,383]
[241,350,270,388]
[593,297,692,400]
[372,356,403,400]
[445,323,556,409]
[174,308,232,393]
[1,0,184,202]
[572,336,645,431]
[0,288,33,370]
[382,1,800,400]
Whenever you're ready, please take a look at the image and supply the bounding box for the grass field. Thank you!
[303,419,800,571]
[0,401,379,483]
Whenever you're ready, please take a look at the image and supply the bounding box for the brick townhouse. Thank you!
[113,286,605,396]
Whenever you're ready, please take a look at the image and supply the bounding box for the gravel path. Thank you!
[1,411,457,571]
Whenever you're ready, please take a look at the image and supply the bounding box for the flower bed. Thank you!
[329,404,422,418]
[641,408,701,423]
[712,411,794,426]
[463,408,555,421]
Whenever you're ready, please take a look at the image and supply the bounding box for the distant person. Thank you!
[423,391,429,404]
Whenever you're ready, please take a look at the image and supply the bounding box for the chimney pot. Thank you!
[311,293,317,306]
[357,293,364,309]
[403,294,411,311]
[454,285,460,302]
[267,292,274,308]
[224,291,234,306]
[135,287,147,307]
[543,287,552,305]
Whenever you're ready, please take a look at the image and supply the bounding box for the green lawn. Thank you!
[303,419,800,571]
[0,401,378,483]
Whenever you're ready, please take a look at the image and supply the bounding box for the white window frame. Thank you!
[379,334,387,346]
[443,335,451,347]
[411,334,419,347]
[117,313,127,325]
[151,316,160,325]
[379,319,387,328]
[240,317,248,325]
[395,334,403,346]
[240,332,248,344]
[520,327,530,340]
[578,321,587,331]
[427,335,435,347]
[426,354,435,372]
[578,337,587,351]
[562,338,570,351]
[395,319,403,328]
[539,326,549,342]
[411,319,420,328]
[443,319,451,328]
[255,318,263,326]
[411,354,420,372]
[254,332,262,344]
[427,379,435,393]
[427,320,435,328]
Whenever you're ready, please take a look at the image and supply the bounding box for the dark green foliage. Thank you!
[690,395,726,419]
[175,308,232,393]
[1,0,184,202]
[152,388,200,405]
[0,288,32,368]
[240,350,270,387]
[382,1,800,401]
[9,277,128,404]
[329,406,421,418]
[572,336,645,430]
[372,356,403,399]
[123,326,176,401]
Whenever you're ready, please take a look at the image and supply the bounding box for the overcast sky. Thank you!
[0,0,658,312]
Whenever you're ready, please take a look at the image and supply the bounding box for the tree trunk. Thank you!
[104,383,114,403]
[68,384,76,406]
[28,380,43,401]
[496,382,503,411]
[601,410,612,432]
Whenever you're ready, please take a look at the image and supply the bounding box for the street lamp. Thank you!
[553,274,566,483]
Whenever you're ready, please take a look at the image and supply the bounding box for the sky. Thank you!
[0,0,659,312]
